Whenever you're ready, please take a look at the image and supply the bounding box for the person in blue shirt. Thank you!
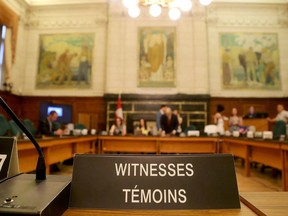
[156,104,166,130]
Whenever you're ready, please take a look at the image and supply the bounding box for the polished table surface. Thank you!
[14,135,288,215]
[240,192,288,216]
[15,135,288,191]
[63,203,254,216]
[98,135,218,154]
[15,135,288,190]
[221,137,288,191]
[63,192,288,216]
[17,135,97,173]
[63,208,254,216]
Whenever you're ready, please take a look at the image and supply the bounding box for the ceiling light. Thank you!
[128,5,141,18]
[149,4,162,17]
[169,7,181,21]
[199,0,212,6]
[179,0,193,12]
[123,0,212,20]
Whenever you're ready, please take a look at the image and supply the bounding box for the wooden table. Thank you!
[221,138,251,176]
[221,138,282,175]
[240,192,288,216]
[281,143,288,191]
[98,136,288,191]
[158,137,218,154]
[221,137,286,190]
[17,135,97,174]
[242,119,269,131]
[98,136,158,154]
[63,206,254,216]
[16,135,288,191]
[98,136,218,154]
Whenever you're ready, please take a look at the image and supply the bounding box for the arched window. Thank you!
[0,1,19,91]
[0,25,6,88]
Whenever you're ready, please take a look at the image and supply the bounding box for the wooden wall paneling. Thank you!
[2,93,288,134]
[0,91,21,118]
[21,97,41,126]
[91,114,98,130]
[104,94,210,133]
[19,96,105,132]
[77,113,99,130]
[78,113,90,129]
[74,97,105,130]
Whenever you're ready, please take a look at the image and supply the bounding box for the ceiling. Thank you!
[23,0,288,6]
[23,0,106,6]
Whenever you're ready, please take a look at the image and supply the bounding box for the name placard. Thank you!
[69,154,240,210]
[0,137,19,180]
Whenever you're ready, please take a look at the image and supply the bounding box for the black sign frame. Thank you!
[0,137,19,180]
[69,154,240,210]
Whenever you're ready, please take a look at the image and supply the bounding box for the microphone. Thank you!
[0,96,46,180]
[0,96,71,215]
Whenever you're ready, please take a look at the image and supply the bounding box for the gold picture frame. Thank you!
[36,33,94,89]
[220,32,281,90]
[138,27,176,88]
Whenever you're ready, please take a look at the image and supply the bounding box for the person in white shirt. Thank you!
[267,104,288,139]
[214,104,225,135]
[267,104,288,123]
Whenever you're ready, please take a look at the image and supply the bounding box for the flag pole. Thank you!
[116,91,123,120]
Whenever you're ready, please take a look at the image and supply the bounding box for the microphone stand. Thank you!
[0,96,46,180]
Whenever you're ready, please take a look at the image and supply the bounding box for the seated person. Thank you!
[160,107,178,136]
[214,104,225,135]
[139,118,150,136]
[109,117,127,136]
[38,110,63,136]
[229,108,243,132]
[243,106,268,119]
[243,106,257,119]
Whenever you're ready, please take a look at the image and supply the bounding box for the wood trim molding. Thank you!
[0,1,19,63]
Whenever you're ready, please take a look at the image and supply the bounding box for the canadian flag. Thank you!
[115,94,123,120]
